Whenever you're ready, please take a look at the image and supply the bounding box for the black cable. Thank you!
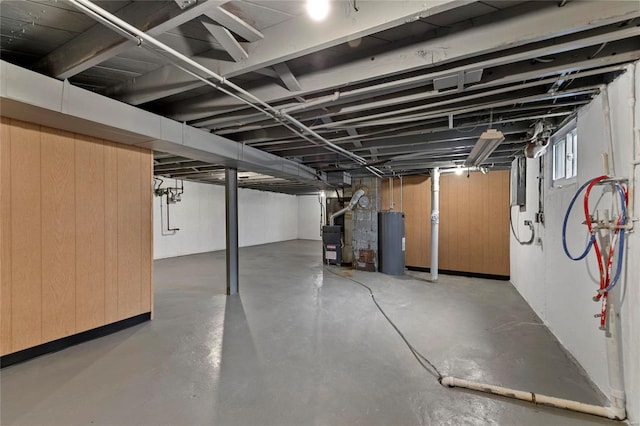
[324,266,444,382]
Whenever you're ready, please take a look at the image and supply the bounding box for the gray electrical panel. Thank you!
[378,212,405,275]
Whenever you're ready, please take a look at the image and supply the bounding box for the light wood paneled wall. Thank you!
[381,171,510,276]
[0,118,153,356]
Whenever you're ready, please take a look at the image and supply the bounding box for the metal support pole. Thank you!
[225,167,239,295]
[431,167,440,282]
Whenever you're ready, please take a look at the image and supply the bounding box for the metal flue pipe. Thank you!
[330,189,365,226]
[68,0,382,177]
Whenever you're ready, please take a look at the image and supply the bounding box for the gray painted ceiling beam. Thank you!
[309,86,598,131]
[110,0,474,105]
[37,0,224,79]
[0,60,321,187]
[234,101,587,145]
[272,122,533,158]
[193,42,637,132]
[165,2,640,121]
[272,62,301,92]
[203,7,264,42]
[201,21,248,62]
[305,74,603,131]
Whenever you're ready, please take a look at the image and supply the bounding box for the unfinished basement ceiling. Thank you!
[154,152,320,194]
[1,0,639,193]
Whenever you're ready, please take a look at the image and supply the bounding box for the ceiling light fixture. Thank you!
[455,166,464,176]
[307,0,329,21]
[464,129,505,166]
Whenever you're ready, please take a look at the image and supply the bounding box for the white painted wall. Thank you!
[297,195,322,240]
[153,180,298,259]
[510,63,639,423]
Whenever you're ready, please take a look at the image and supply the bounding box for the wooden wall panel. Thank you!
[41,128,76,342]
[139,150,152,314]
[484,172,510,275]
[104,141,119,324]
[406,177,431,267]
[10,120,42,352]
[117,146,142,319]
[1,118,153,356]
[76,135,106,332]
[1,118,12,354]
[382,171,510,276]
[440,175,457,271]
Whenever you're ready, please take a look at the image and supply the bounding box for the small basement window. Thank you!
[552,123,577,185]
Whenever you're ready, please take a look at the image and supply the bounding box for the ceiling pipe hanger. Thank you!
[68,0,384,178]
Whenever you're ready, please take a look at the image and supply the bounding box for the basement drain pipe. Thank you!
[330,189,365,226]
[440,376,625,420]
[430,168,440,282]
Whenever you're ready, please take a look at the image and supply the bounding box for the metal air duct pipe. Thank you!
[330,189,365,226]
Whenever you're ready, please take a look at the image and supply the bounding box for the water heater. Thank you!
[378,212,405,275]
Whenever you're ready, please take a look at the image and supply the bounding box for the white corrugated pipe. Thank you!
[441,376,625,420]
[329,189,365,226]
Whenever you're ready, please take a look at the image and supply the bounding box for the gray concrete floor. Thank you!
[0,240,619,425]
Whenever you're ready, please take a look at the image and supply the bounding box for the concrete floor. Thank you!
[0,240,619,425]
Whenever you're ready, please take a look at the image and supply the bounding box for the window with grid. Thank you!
[552,127,577,184]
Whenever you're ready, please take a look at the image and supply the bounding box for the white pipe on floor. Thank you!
[430,167,440,282]
[440,376,626,420]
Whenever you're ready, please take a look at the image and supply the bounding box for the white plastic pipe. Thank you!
[430,167,440,282]
[628,62,637,220]
[441,376,626,420]
[606,297,627,417]
[601,86,616,175]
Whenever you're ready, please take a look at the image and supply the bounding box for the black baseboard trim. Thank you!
[406,266,510,281]
[1,312,151,369]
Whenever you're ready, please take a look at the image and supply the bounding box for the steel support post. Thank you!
[225,167,239,295]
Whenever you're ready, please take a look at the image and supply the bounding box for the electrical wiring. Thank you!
[509,205,535,245]
[323,266,444,382]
